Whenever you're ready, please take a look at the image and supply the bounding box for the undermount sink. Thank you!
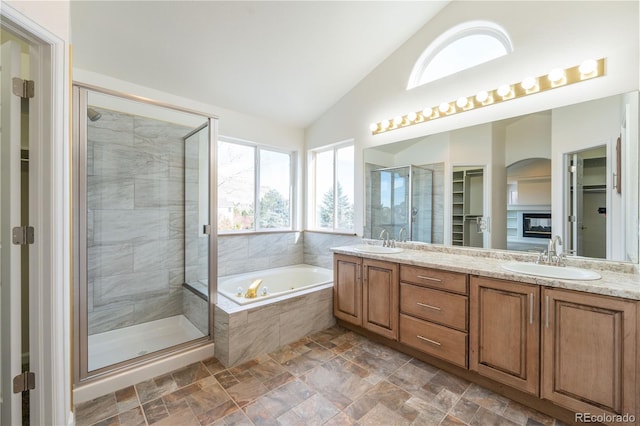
[351,245,404,254]
[501,262,601,281]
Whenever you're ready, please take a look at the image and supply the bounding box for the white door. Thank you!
[0,39,26,426]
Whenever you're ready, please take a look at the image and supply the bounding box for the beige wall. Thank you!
[5,1,70,41]
[305,1,639,235]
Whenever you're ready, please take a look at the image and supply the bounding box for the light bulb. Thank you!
[475,90,489,103]
[497,84,511,98]
[407,111,417,122]
[439,102,450,113]
[394,116,404,126]
[422,108,432,119]
[381,119,390,129]
[579,59,597,76]
[456,97,468,108]
[369,123,378,132]
[548,68,565,83]
[521,77,537,90]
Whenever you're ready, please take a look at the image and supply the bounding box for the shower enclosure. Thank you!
[367,165,433,242]
[73,85,217,381]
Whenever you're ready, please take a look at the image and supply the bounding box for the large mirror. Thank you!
[364,91,639,263]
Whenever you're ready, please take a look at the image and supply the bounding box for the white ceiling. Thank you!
[71,1,449,128]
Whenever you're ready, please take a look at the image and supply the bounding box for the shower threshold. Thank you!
[87,314,205,372]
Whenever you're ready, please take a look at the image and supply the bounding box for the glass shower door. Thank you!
[76,86,215,379]
[411,166,433,242]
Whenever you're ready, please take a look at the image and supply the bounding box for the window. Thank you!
[309,143,354,231]
[218,138,293,232]
[407,21,513,89]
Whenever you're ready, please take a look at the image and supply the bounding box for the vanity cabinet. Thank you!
[362,259,399,340]
[333,254,362,326]
[333,254,399,340]
[399,265,468,368]
[469,276,540,395]
[541,288,637,419]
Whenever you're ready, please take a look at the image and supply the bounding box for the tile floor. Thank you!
[75,325,568,426]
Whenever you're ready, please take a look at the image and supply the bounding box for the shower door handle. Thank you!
[203,224,211,235]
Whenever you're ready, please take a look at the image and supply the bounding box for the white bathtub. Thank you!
[218,264,333,306]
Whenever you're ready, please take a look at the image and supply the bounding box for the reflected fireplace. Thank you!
[522,213,552,239]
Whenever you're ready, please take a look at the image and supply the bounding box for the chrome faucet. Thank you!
[379,229,390,247]
[537,235,564,266]
[398,227,407,243]
[548,235,562,259]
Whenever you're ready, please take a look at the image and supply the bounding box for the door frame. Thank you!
[1,4,71,425]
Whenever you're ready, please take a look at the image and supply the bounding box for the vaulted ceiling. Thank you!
[71,1,449,128]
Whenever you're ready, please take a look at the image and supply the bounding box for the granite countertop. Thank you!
[331,244,640,301]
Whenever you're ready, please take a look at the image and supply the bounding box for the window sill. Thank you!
[304,229,358,237]
[217,229,302,237]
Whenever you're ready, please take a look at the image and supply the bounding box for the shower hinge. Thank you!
[12,226,35,245]
[13,371,35,393]
[12,77,35,99]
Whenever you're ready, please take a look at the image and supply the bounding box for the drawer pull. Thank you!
[417,335,441,346]
[416,302,441,311]
[416,275,442,283]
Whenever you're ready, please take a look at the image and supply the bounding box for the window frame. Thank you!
[217,136,295,234]
[308,140,355,233]
[407,20,513,90]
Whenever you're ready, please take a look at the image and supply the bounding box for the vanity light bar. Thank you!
[370,58,606,135]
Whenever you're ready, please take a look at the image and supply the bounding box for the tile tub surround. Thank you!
[87,107,195,334]
[214,284,335,367]
[303,231,360,269]
[333,242,640,300]
[74,325,569,426]
[218,232,304,277]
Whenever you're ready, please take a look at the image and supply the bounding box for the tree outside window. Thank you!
[218,139,292,232]
[311,143,354,232]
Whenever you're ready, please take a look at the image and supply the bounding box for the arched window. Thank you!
[407,21,513,90]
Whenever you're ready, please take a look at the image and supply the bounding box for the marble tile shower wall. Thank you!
[218,232,304,277]
[87,107,193,335]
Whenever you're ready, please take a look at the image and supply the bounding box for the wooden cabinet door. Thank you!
[541,288,637,418]
[333,254,362,326]
[470,276,540,395]
[362,259,399,340]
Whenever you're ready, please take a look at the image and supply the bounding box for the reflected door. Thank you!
[571,154,584,255]
[568,148,607,258]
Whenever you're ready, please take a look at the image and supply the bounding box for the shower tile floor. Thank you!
[75,325,569,426]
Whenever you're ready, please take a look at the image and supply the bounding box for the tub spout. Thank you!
[244,279,264,298]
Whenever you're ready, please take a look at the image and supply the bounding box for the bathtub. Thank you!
[218,264,333,306]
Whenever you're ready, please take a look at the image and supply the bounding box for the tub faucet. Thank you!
[379,229,390,247]
[244,279,264,298]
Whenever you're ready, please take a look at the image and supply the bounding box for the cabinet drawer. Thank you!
[400,314,468,368]
[400,283,468,331]
[400,265,468,295]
